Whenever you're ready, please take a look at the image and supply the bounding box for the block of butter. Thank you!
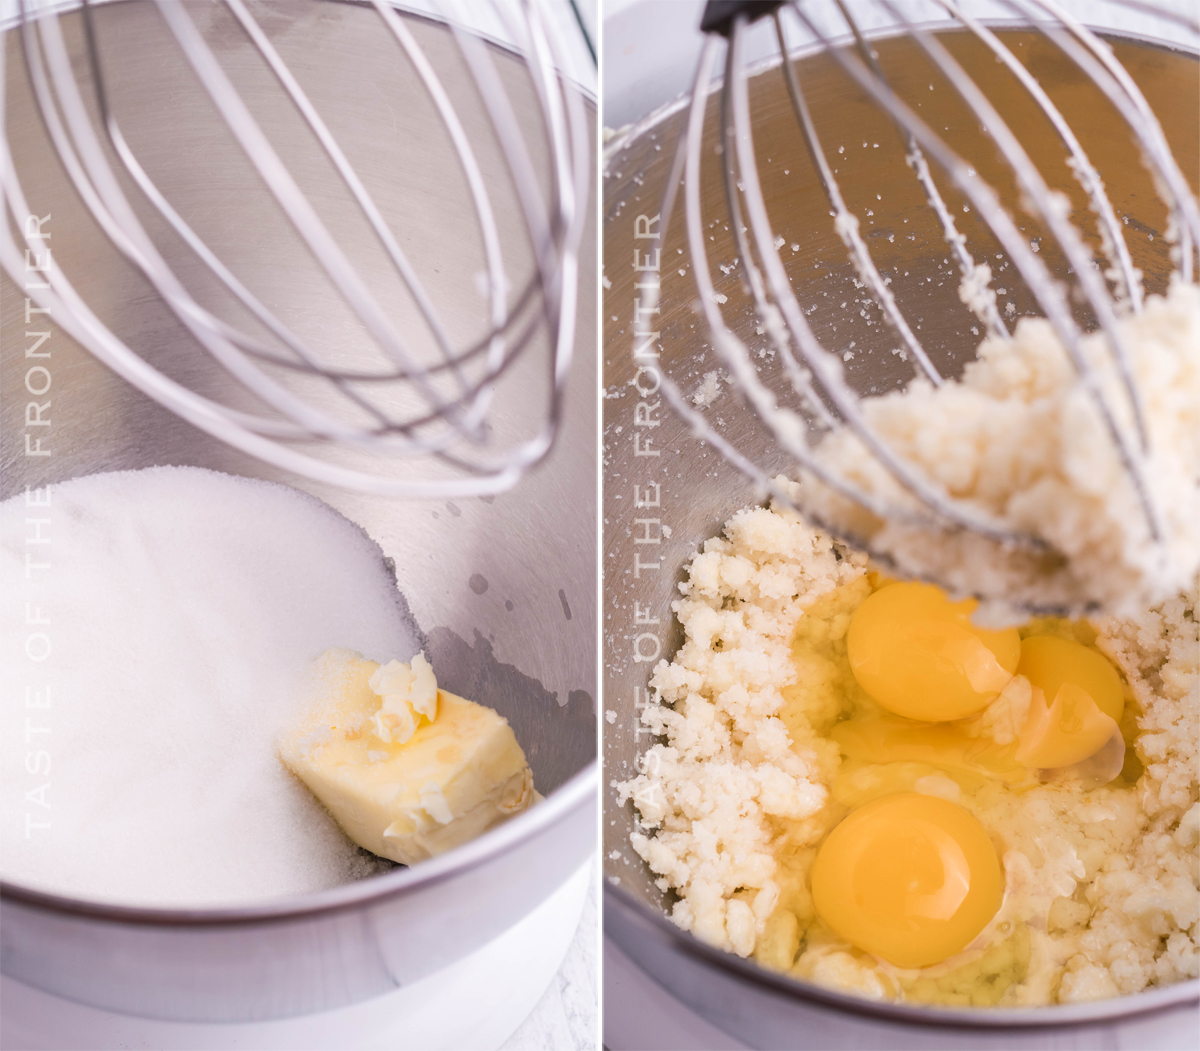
[281,648,535,865]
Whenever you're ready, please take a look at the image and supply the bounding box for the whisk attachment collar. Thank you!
[700,1,785,37]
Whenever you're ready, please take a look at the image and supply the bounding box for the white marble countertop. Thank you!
[500,869,598,1050]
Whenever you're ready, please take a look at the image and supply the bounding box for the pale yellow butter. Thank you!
[281,648,535,865]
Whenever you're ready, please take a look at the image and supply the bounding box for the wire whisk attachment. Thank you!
[641,0,1200,617]
[2,0,591,497]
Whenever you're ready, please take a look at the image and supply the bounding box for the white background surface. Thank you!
[501,869,598,1050]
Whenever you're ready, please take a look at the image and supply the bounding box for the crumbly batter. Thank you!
[617,487,1199,1006]
[803,281,1200,622]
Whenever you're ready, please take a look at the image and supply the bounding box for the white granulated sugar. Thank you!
[805,281,1200,620]
[1,466,417,907]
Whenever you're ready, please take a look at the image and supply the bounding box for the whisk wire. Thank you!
[1026,0,1199,275]
[832,0,1010,341]
[23,6,361,445]
[835,0,1012,340]
[674,36,916,523]
[227,0,481,417]
[77,1,424,444]
[42,2,506,454]
[941,0,1145,314]
[157,0,464,423]
[81,0,540,395]
[729,12,1040,543]
[773,11,945,388]
[877,3,1160,531]
[717,35,840,432]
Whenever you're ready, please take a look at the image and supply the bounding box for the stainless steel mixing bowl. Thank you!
[602,7,1198,1047]
[0,0,596,1024]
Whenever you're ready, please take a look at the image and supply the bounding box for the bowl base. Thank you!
[0,861,591,1051]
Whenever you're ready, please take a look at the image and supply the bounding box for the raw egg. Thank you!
[831,716,1027,786]
[847,582,1021,721]
[1015,635,1124,770]
[810,792,1004,968]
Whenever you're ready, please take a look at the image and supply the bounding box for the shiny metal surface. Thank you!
[0,0,596,1024]
[602,18,1198,1046]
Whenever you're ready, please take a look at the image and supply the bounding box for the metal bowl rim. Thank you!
[605,881,1200,1029]
[601,17,1199,164]
[0,760,597,928]
[0,0,600,104]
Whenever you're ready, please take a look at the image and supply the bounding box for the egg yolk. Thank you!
[847,582,1021,721]
[1015,635,1124,770]
[810,792,1004,969]
[831,716,1027,785]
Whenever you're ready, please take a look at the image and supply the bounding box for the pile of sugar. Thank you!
[617,488,1199,1006]
[802,281,1200,621]
[1,466,418,907]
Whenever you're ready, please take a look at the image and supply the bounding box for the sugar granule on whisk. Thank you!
[0,466,418,907]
